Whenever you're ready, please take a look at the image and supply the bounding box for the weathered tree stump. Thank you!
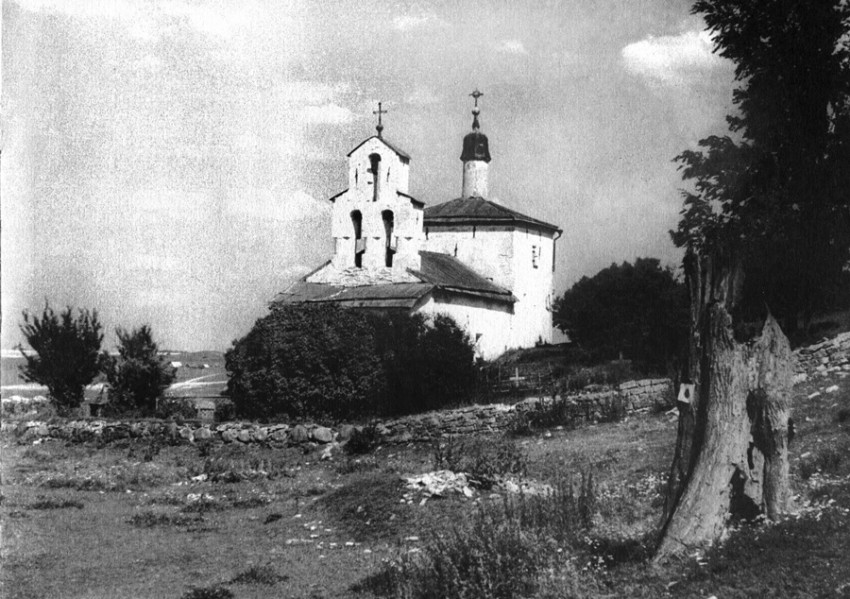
[655,253,793,562]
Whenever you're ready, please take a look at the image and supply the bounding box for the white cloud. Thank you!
[622,30,729,86]
[496,39,528,55]
[301,103,354,125]
[392,13,445,32]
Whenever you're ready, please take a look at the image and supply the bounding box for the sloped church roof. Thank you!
[275,251,515,309]
[425,197,561,233]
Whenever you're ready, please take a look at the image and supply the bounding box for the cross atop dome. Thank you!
[469,89,484,129]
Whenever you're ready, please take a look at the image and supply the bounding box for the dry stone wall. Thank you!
[794,331,850,379]
[4,377,675,446]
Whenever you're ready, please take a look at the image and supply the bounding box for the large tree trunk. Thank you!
[655,253,793,562]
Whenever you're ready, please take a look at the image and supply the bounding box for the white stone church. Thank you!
[277,95,562,360]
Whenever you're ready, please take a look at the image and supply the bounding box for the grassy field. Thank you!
[2,370,849,598]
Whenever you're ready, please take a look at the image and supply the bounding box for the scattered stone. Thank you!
[826,385,840,394]
[236,429,252,443]
[221,429,237,443]
[194,427,212,441]
[405,470,474,498]
[808,391,822,400]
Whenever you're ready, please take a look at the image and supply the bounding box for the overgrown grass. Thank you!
[128,510,205,528]
[181,585,234,599]
[229,564,288,585]
[359,478,596,599]
[432,435,526,488]
[27,496,84,510]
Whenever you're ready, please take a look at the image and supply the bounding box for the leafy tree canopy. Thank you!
[18,303,104,411]
[554,258,687,371]
[672,0,850,330]
[102,325,176,415]
[225,304,477,422]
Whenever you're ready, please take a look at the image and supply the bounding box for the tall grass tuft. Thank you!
[359,474,595,599]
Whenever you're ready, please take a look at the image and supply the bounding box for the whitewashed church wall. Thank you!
[422,226,514,289]
[417,294,514,361]
[347,137,409,199]
[508,229,556,348]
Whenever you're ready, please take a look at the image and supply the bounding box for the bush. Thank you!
[226,304,477,421]
[17,303,104,411]
[373,313,477,414]
[214,399,236,422]
[154,397,197,422]
[102,325,175,415]
[345,424,382,455]
[433,436,526,488]
[226,304,385,421]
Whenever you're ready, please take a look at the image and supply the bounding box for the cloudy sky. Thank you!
[1,0,735,351]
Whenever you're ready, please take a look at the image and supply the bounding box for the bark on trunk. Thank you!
[655,253,793,562]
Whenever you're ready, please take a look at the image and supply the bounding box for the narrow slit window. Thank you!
[382,209,395,267]
[351,210,364,268]
[368,153,381,202]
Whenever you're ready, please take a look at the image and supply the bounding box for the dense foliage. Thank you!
[18,303,104,411]
[553,258,688,371]
[225,304,385,421]
[225,304,477,421]
[672,0,850,332]
[371,312,477,414]
[102,325,176,415]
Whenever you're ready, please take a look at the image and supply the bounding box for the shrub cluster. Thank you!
[225,304,477,421]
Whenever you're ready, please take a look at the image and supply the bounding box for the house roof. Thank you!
[346,135,410,163]
[274,251,515,309]
[424,196,561,233]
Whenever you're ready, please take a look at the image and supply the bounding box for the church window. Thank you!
[382,210,395,267]
[472,226,476,238]
[351,210,364,268]
[355,168,358,186]
[386,167,391,182]
[532,245,539,269]
[368,153,381,202]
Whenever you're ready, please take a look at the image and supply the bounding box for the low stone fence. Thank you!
[794,331,850,378]
[5,377,675,447]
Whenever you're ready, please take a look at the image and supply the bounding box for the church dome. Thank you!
[461,127,491,163]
